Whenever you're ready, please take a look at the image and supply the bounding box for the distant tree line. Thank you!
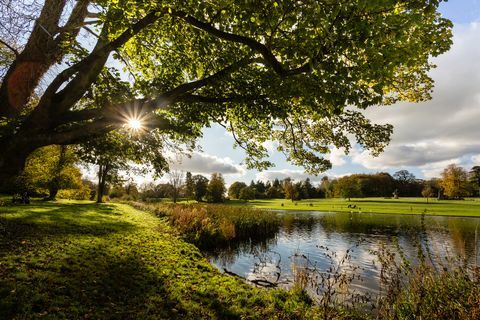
[6,145,479,203]
[227,165,480,201]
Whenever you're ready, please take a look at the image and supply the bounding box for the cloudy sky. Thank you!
[157,1,480,186]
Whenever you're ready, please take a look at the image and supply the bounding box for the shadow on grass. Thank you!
[0,201,137,254]
[0,244,181,319]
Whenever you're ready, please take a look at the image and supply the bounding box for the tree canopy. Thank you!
[0,1,452,186]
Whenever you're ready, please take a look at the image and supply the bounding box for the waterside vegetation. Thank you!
[128,201,280,249]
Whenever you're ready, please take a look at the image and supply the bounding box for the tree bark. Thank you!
[96,163,110,203]
[0,0,90,117]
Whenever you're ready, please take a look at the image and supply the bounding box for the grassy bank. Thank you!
[0,200,315,319]
[229,198,480,217]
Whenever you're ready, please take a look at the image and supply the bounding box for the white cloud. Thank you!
[472,154,480,164]
[169,151,245,175]
[262,140,279,153]
[353,23,480,174]
[418,158,462,179]
[351,142,479,169]
[325,147,347,166]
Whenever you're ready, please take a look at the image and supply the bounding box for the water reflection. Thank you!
[206,211,480,296]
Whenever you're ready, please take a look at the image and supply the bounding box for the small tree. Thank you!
[206,173,226,203]
[185,172,194,200]
[168,170,184,203]
[192,175,209,202]
[228,181,247,199]
[421,184,435,203]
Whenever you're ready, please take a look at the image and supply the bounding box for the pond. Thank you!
[207,211,480,298]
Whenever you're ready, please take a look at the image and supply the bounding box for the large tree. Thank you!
[0,1,452,186]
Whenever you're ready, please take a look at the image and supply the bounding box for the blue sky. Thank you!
[159,1,480,186]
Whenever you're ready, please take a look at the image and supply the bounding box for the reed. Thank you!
[128,202,280,249]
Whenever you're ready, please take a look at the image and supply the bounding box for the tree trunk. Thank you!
[96,164,110,203]
[0,138,41,192]
[48,186,59,201]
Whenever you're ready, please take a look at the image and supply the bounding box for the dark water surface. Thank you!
[207,211,480,295]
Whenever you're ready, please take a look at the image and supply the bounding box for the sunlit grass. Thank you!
[225,198,480,217]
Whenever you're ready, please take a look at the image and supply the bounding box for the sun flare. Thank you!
[127,117,143,130]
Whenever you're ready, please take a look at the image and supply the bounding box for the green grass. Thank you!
[227,198,480,217]
[0,200,318,319]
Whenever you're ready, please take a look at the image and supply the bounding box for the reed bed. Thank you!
[128,202,280,249]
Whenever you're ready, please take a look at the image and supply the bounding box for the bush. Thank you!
[57,186,92,200]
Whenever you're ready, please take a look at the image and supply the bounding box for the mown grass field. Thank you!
[228,198,480,217]
[0,200,316,319]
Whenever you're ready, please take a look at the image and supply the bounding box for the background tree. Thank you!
[0,1,453,188]
[319,176,335,199]
[393,170,422,197]
[192,175,209,202]
[228,181,247,199]
[239,186,256,201]
[254,180,267,199]
[168,170,184,203]
[206,173,226,203]
[334,176,362,201]
[469,166,480,197]
[421,183,435,203]
[185,172,194,200]
[440,164,469,198]
[267,178,284,199]
[20,145,82,200]
[300,178,316,199]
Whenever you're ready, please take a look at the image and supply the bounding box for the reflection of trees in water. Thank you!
[446,219,480,262]
[281,215,317,236]
[207,233,278,267]
[208,212,480,294]
[249,250,283,284]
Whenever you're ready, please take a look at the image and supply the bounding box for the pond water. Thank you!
[207,211,480,297]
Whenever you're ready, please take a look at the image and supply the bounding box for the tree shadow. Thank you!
[0,233,263,320]
[0,201,137,254]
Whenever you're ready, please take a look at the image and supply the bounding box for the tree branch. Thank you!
[176,11,317,76]
[37,9,164,115]
[142,56,253,111]
[0,38,19,56]
[178,93,266,104]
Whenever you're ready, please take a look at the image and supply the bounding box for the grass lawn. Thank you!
[227,198,480,217]
[0,200,316,319]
